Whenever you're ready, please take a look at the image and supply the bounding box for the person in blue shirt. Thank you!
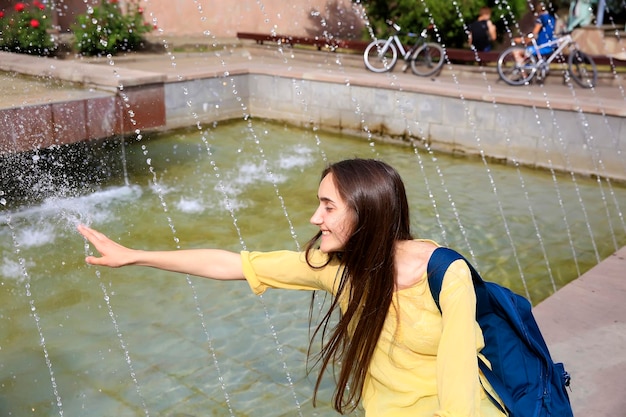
[517,2,558,56]
[511,2,558,67]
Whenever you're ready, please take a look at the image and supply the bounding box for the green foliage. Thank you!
[357,0,528,49]
[72,0,153,56]
[0,1,57,56]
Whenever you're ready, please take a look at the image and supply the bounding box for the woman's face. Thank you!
[310,173,355,253]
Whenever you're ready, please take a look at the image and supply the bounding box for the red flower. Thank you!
[14,3,25,12]
[30,19,40,28]
[138,7,144,14]
[109,0,118,3]
[33,1,45,10]
[0,11,4,19]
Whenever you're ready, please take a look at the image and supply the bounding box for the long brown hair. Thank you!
[304,158,413,413]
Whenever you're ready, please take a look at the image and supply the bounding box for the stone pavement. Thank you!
[2,36,625,115]
[1,38,625,415]
[533,246,626,417]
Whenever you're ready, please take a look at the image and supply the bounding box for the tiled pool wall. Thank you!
[1,70,624,182]
[166,74,626,182]
[0,84,166,153]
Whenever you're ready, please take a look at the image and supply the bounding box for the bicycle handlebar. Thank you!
[385,20,401,32]
[385,20,431,38]
[514,32,571,49]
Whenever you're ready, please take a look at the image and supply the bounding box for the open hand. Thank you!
[77,224,136,268]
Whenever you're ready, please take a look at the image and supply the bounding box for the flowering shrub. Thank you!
[0,1,57,56]
[72,0,154,56]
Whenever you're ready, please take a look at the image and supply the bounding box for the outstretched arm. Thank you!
[513,22,544,44]
[77,224,245,281]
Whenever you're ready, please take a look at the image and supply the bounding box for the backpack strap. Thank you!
[426,247,512,415]
[478,360,514,414]
[426,247,464,312]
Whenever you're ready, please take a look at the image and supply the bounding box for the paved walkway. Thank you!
[533,246,626,416]
[1,38,625,415]
[2,37,625,116]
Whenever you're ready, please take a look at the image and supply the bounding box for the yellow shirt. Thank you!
[241,245,506,417]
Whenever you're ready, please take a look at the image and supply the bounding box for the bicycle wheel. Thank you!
[410,42,444,77]
[568,49,597,88]
[363,40,398,73]
[497,46,537,86]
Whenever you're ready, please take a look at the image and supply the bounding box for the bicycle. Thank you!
[363,21,445,77]
[496,32,597,88]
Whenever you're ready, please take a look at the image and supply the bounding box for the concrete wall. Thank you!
[139,0,363,39]
[1,68,623,181]
[572,26,626,56]
[164,74,626,182]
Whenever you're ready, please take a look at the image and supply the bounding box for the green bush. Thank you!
[0,1,57,56]
[72,0,153,56]
[357,0,529,49]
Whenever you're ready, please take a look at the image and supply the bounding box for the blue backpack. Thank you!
[427,247,573,417]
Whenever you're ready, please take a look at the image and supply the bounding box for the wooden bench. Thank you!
[446,47,626,68]
[445,48,501,64]
[237,32,498,63]
[236,32,368,52]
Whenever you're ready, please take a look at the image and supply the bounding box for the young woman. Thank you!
[78,158,505,417]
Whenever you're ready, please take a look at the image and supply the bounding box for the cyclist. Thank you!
[513,2,558,62]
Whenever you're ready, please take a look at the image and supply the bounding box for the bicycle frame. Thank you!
[378,35,409,58]
[526,34,575,66]
[377,21,427,61]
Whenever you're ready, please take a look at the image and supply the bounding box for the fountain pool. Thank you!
[1,118,624,416]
